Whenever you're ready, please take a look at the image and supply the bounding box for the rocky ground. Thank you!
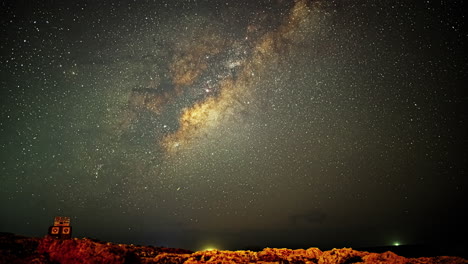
[0,232,466,264]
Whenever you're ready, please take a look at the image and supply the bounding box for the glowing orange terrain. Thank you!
[0,233,466,264]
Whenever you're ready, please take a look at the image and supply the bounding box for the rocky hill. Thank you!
[0,232,466,264]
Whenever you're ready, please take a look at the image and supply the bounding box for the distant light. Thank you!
[202,245,218,251]
[393,242,400,246]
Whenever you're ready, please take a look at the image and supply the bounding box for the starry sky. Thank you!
[1,0,466,251]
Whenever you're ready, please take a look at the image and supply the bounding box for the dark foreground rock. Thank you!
[0,232,466,264]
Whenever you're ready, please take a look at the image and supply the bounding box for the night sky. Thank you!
[1,0,466,251]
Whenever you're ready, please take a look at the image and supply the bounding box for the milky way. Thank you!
[1,0,466,250]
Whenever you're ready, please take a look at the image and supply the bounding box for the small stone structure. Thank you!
[48,216,72,239]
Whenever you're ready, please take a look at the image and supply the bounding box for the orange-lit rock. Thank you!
[1,233,467,264]
[317,248,367,264]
